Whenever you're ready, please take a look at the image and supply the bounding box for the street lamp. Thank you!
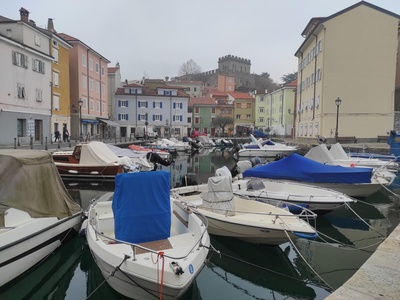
[334,97,342,142]
[78,98,83,142]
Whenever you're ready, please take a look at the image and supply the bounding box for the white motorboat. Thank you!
[305,143,398,170]
[174,165,355,215]
[171,175,318,245]
[305,143,397,184]
[243,153,391,198]
[86,171,210,300]
[0,150,82,287]
[238,134,297,158]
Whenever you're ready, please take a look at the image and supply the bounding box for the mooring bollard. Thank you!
[45,137,48,150]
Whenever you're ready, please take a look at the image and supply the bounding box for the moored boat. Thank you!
[86,171,210,299]
[0,149,83,287]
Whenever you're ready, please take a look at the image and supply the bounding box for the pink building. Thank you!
[59,33,110,140]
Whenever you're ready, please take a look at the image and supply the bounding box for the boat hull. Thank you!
[86,200,210,300]
[55,162,122,180]
[0,211,82,287]
[238,148,296,158]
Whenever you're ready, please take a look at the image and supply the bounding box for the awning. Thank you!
[82,119,99,124]
[98,119,120,127]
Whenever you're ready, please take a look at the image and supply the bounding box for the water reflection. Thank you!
[2,151,399,300]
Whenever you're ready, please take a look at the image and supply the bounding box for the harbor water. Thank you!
[1,149,399,300]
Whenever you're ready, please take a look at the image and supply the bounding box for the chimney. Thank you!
[47,18,55,32]
[19,7,29,23]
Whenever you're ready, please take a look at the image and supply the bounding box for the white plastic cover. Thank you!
[201,176,235,216]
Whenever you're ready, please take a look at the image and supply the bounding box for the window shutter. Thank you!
[126,114,129,120]
[118,114,121,120]
[138,114,141,121]
[180,103,183,109]
[118,100,121,107]
[153,102,155,108]
[160,102,163,108]
[146,101,148,108]
[173,102,176,109]
[126,101,128,107]
[160,115,163,121]
[180,116,182,122]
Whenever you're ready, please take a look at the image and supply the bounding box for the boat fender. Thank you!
[170,261,184,275]
[79,219,88,237]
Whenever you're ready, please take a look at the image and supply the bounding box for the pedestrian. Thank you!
[63,128,69,142]
[54,130,60,142]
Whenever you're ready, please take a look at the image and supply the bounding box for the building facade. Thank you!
[0,8,53,146]
[59,33,110,140]
[295,2,399,142]
[114,82,190,138]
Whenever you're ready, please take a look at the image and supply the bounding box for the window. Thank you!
[101,84,105,94]
[12,51,28,68]
[247,103,251,109]
[53,95,60,110]
[173,102,183,109]
[154,101,162,108]
[118,100,128,107]
[52,48,58,63]
[52,40,58,48]
[89,58,93,70]
[53,72,59,86]
[17,119,26,137]
[195,117,200,124]
[259,117,264,123]
[118,113,128,121]
[32,59,45,74]
[236,103,241,108]
[259,107,264,113]
[138,101,147,108]
[212,107,216,114]
[154,114,162,121]
[34,35,41,46]
[173,115,181,122]
[102,102,106,113]
[246,115,251,119]
[90,99,94,111]
[17,84,26,99]
[96,101,100,112]
[96,81,100,93]
[164,90,171,95]
[82,54,86,67]
[101,66,105,76]
[96,63,99,73]
[89,79,93,91]
[35,89,42,102]
[236,114,241,120]
[195,107,200,114]
[82,75,87,89]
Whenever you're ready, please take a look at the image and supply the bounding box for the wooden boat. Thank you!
[0,150,82,287]
[171,175,318,245]
[52,141,138,180]
[86,171,210,299]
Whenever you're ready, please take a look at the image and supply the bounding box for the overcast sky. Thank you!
[3,0,400,83]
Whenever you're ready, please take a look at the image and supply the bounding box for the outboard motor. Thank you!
[274,153,288,161]
[146,152,172,170]
[250,157,262,167]
[178,173,198,187]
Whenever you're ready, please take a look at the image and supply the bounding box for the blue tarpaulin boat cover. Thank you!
[112,171,171,244]
[242,153,373,184]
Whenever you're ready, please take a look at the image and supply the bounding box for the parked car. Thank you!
[190,130,207,138]
[135,126,158,139]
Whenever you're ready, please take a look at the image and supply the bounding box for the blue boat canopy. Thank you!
[112,171,171,244]
[242,153,373,184]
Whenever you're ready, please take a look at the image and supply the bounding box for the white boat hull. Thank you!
[174,193,317,245]
[0,210,82,286]
[86,200,210,300]
[238,148,296,158]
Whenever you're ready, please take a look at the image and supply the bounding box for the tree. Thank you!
[211,115,234,134]
[178,59,202,76]
[280,72,298,85]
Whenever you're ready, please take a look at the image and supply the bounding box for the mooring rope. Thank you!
[85,254,130,300]
[283,229,334,291]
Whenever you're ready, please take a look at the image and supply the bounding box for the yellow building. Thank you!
[45,19,72,141]
[295,2,400,142]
